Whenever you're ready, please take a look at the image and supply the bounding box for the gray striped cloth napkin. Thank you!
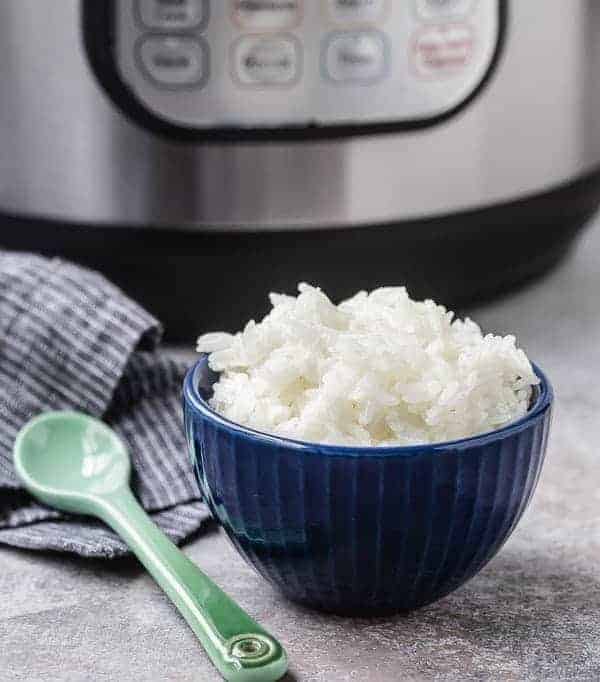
[0,252,208,558]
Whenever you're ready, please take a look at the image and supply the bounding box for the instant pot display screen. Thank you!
[84,0,503,135]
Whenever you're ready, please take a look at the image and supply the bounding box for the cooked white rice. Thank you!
[197,284,538,446]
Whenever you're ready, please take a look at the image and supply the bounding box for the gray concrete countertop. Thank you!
[3,220,600,681]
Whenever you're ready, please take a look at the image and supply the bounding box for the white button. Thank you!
[233,36,300,86]
[413,24,473,77]
[327,0,387,25]
[416,0,475,20]
[324,32,387,83]
[137,0,208,30]
[232,0,301,31]
[138,37,208,87]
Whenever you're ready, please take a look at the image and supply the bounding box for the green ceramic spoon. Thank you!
[13,411,287,682]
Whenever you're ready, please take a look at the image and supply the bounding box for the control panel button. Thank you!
[416,0,475,20]
[327,0,387,25]
[233,36,300,86]
[232,0,301,31]
[324,31,388,83]
[137,36,209,87]
[413,24,473,77]
[137,0,208,30]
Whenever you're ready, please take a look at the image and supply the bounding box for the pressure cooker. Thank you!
[1,0,599,339]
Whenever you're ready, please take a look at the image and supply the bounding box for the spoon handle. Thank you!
[94,487,287,682]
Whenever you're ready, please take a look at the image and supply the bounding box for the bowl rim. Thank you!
[183,357,553,456]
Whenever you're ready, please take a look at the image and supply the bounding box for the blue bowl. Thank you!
[183,357,553,614]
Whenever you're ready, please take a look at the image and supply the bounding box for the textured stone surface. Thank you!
[2,220,600,681]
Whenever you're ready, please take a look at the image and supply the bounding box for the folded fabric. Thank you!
[0,252,208,558]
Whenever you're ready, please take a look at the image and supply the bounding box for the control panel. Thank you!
[111,0,502,129]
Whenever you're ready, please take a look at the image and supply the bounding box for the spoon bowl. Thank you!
[14,411,130,512]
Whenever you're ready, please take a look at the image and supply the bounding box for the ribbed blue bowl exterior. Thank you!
[184,359,553,614]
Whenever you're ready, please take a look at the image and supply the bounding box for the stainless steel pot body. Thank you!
[0,0,599,230]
